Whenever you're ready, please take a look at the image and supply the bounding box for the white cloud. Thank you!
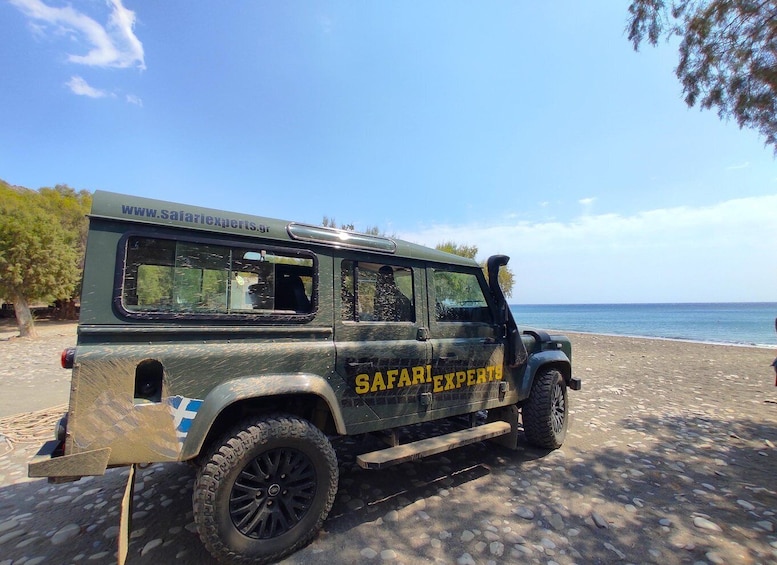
[400,194,777,303]
[125,94,143,106]
[66,75,108,98]
[10,0,145,69]
[726,161,750,171]
[578,197,596,206]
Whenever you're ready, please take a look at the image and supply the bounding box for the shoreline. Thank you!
[557,329,777,350]
[1,319,775,348]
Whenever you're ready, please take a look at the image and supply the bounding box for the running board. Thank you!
[356,421,511,470]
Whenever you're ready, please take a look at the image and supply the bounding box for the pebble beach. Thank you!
[1,320,776,564]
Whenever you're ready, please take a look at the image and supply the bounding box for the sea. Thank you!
[510,302,777,348]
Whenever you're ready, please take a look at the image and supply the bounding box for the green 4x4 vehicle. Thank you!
[29,191,579,564]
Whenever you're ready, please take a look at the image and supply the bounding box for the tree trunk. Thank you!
[12,292,38,338]
[60,298,79,320]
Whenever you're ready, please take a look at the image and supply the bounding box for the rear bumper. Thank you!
[28,440,111,481]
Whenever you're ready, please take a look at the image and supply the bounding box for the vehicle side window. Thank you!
[341,260,414,322]
[433,269,493,324]
[122,236,314,317]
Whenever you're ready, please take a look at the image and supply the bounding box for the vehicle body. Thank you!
[29,190,579,564]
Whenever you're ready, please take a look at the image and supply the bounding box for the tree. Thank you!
[627,0,777,150]
[322,216,385,236]
[320,218,515,297]
[435,241,515,299]
[36,185,92,318]
[0,202,80,337]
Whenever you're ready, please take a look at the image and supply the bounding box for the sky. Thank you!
[1,1,776,304]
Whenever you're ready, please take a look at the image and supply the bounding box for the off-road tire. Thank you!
[523,368,568,449]
[193,414,338,565]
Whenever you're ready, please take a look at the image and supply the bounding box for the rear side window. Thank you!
[121,236,315,318]
[341,260,414,322]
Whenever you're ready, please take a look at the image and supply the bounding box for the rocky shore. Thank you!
[1,322,776,564]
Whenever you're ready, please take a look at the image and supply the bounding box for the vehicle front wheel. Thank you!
[522,368,568,449]
[193,415,338,565]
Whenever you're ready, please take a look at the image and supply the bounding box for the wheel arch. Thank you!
[180,374,345,461]
[518,351,572,399]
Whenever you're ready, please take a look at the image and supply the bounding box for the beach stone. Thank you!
[347,498,364,511]
[489,541,504,556]
[512,544,532,557]
[141,538,163,556]
[51,523,81,545]
[15,536,40,549]
[384,510,399,522]
[457,553,476,565]
[693,517,722,532]
[380,549,397,561]
[504,531,526,544]
[548,513,564,530]
[605,542,626,559]
[0,529,25,544]
[461,530,475,542]
[513,507,534,520]
[737,500,756,511]
[591,512,609,529]
[360,547,378,559]
[756,520,774,532]
[0,519,19,534]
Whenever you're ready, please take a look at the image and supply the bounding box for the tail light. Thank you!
[61,347,76,369]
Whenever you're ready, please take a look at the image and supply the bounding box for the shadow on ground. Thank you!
[1,410,776,564]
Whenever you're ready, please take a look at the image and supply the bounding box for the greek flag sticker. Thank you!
[168,396,204,444]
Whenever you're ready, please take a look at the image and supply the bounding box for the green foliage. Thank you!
[435,241,478,259]
[321,221,515,298]
[322,216,386,236]
[0,180,91,332]
[322,216,355,231]
[435,242,515,299]
[137,265,173,306]
[627,0,777,150]
[37,185,92,261]
[0,203,79,303]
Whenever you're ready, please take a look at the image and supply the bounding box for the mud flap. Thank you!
[118,464,136,565]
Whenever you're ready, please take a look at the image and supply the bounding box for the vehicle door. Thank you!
[333,257,432,429]
[425,265,506,415]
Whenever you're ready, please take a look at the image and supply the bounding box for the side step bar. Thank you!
[356,421,511,470]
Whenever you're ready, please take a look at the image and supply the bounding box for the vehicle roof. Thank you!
[90,190,478,268]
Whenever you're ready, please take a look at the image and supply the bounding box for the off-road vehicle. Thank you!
[29,191,579,564]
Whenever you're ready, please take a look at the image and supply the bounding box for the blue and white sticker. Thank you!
[167,396,204,444]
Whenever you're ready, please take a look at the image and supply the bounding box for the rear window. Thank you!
[120,236,315,319]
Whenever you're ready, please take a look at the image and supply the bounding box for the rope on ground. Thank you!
[0,404,68,451]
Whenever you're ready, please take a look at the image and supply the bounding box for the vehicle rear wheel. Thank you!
[193,415,338,565]
[523,368,568,449]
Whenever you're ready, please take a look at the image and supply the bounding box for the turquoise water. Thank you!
[510,303,777,347]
